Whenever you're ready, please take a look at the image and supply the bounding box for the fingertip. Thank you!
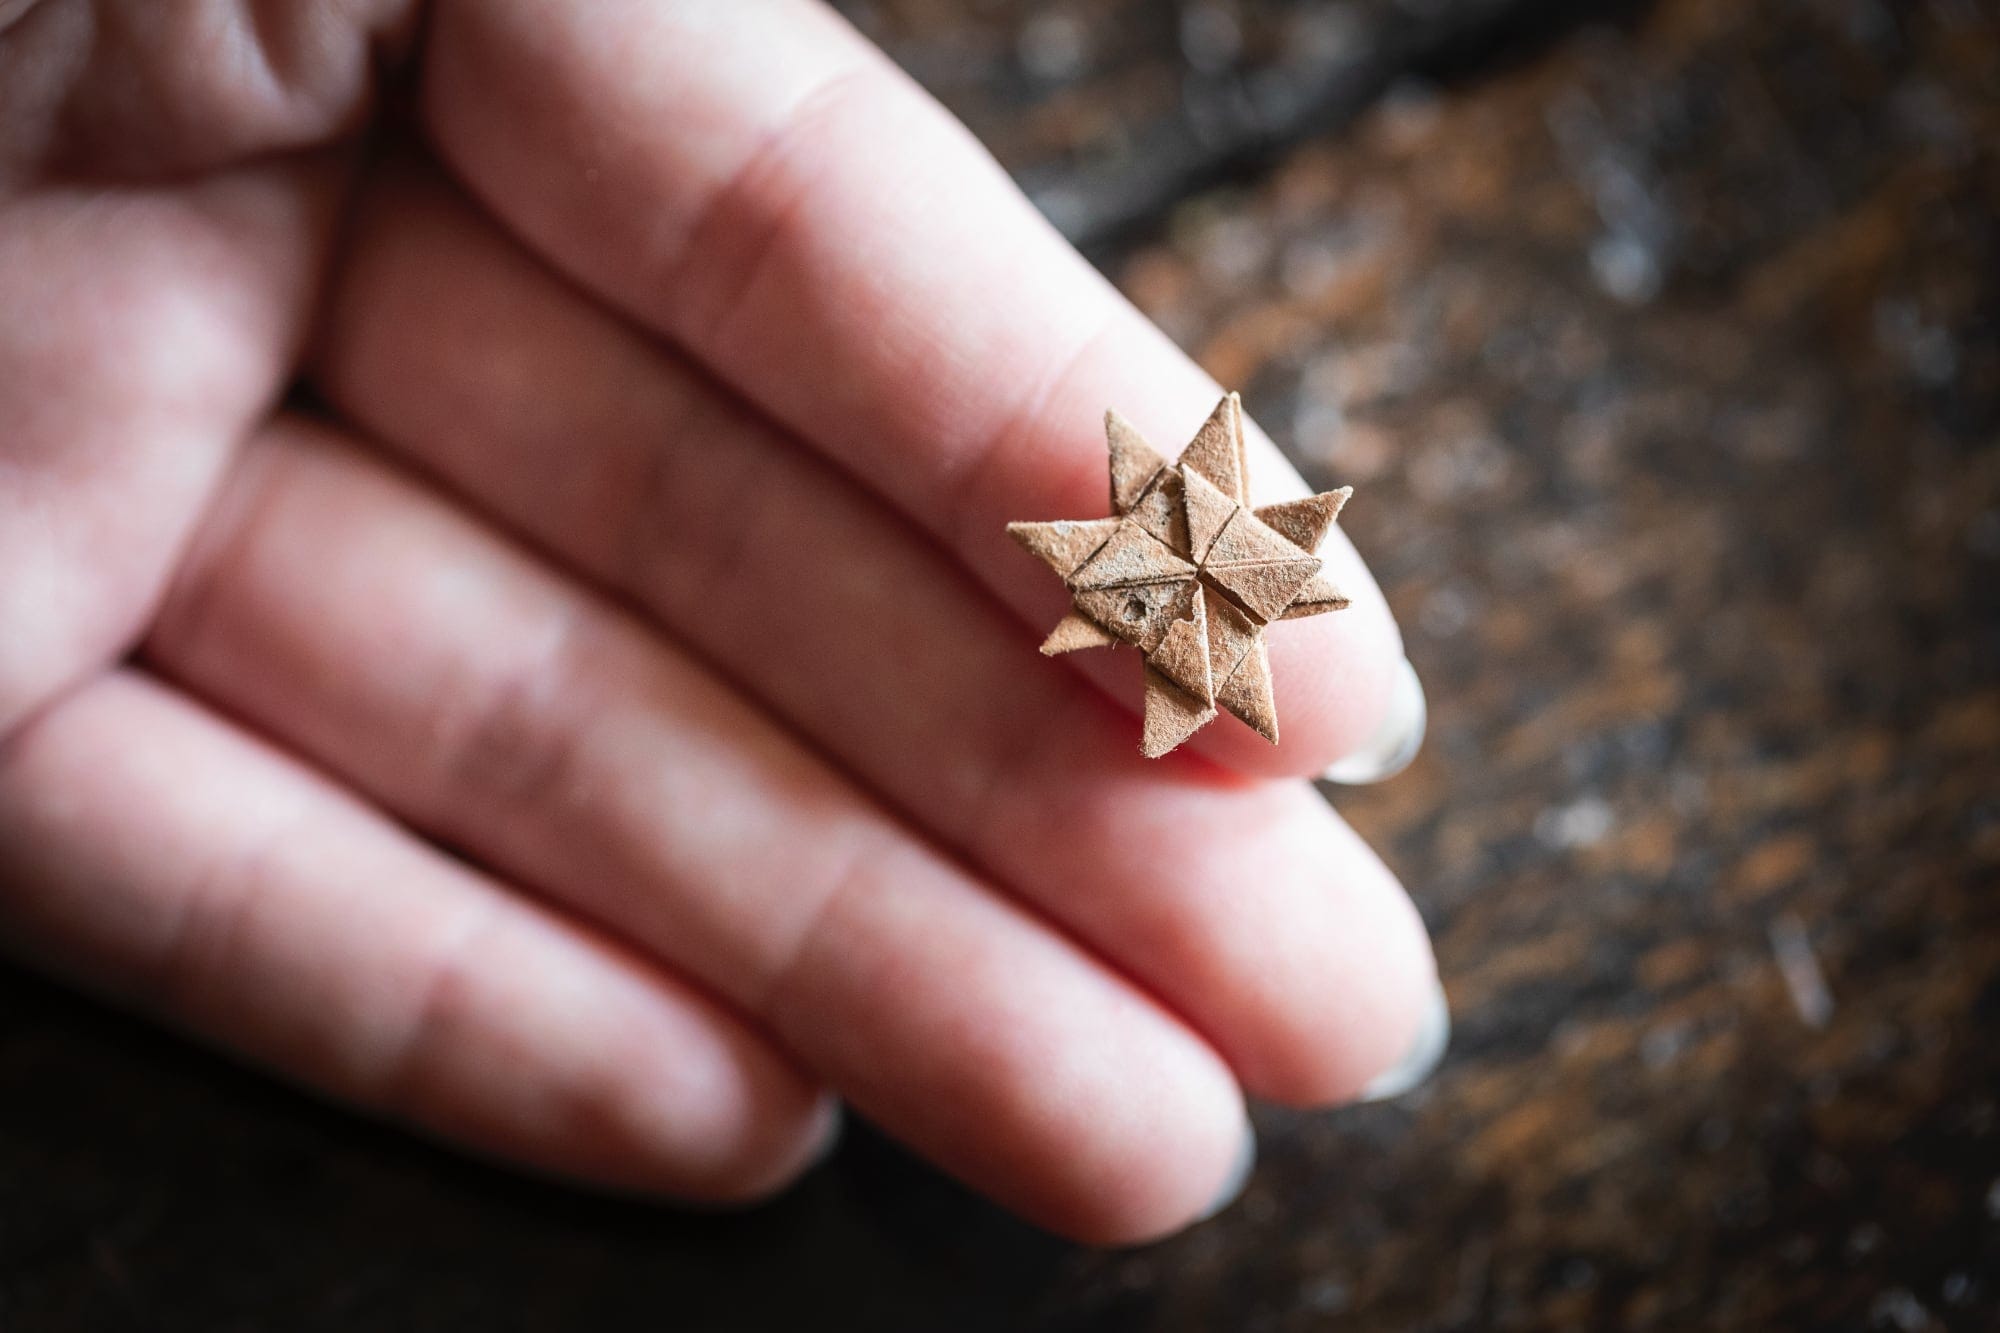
[1200,792,1441,1109]
[395,922,841,1207]
[1258,871,1440,1110]
[670,1096,846,1207]
[1090,1122,1256,1246]
[1356,979,1451,1103]
[1194,1121,1258,1224]
[1047,1101,1256,1247]
[572,998,843,1206]
[1322,655,1428,786]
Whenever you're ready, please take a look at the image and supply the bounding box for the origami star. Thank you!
[1008,393,1353,757]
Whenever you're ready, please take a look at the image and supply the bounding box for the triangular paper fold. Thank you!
[1280,569,1350,618]
[1200,585,1260,685]
[1253,487,1351,554]
[1126,467,1189,554]
[1106,411,1168,513]
[1179,464,1238,564]
[1008,517,1120,578]
[1039,611,1116,655]
[1218,638,1278,742]
[1178,392,1247,503]
[1141,667,1217,758]
[1068,520,1195,590]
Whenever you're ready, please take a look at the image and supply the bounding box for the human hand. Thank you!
[0,0,1439,1243]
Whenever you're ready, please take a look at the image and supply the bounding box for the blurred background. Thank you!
[4,0,1996,1328]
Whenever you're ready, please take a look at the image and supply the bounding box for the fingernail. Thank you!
[1196,1123,1258,1222]
[803,1101,846,1168]
[1322,656,1427,785]
[1358,977,1451,1103]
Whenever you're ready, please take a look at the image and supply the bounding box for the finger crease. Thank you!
[376,895,507,1117]
[145,791,316,1021]
[669,60,876,351]
[750,830,886,1024]
[445,603,590,812]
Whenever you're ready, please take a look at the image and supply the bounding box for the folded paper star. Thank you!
[1008,392,1353,757]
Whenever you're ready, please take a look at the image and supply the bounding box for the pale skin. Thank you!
[0,0,1438,1244]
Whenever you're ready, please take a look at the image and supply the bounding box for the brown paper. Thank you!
[1007,392,1357,756]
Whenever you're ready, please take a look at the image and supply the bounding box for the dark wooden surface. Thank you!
[5,1,1998,1328]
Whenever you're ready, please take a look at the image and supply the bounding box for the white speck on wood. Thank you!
[1768,914,1833,1029]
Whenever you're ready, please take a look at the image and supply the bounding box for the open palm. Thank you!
[0,0,1437,1243]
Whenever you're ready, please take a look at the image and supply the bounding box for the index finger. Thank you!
[421,0,1410,777]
